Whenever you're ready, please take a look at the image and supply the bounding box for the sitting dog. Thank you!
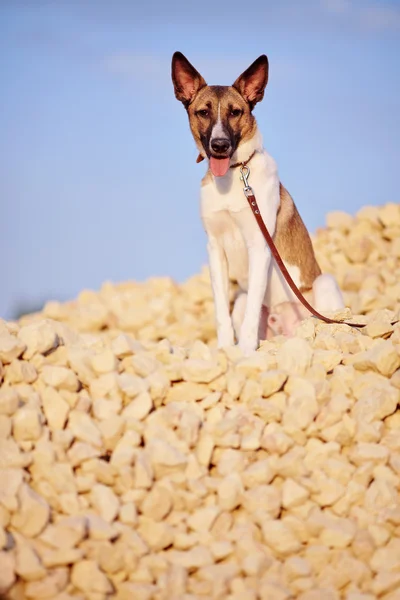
[171,52,344,355]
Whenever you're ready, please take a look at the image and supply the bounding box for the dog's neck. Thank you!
[230,150,256,169]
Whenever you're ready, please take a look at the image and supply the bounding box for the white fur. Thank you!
[210,102,226,145]
[200,127,344,355]
[312,273,344,312]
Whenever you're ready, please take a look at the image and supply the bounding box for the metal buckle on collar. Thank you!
[240,164,253,198]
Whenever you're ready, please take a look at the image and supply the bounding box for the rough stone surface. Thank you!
[1,203,400,598]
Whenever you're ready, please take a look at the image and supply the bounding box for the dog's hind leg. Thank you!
[312,273,345,313]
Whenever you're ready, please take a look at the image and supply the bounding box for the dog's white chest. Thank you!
[200,164,256,288]
[200,173,247,215]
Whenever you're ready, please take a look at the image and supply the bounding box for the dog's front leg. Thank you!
[236,184,279,355]
[207,236,235,348]
[239,239,271,355]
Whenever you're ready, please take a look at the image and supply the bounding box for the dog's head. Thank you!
[171,52,269,177]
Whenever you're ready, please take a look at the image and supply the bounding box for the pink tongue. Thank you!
[210,157,230,177]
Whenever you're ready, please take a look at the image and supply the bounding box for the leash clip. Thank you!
[240,164,253,197]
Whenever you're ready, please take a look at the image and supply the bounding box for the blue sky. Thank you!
[1,0,399,319]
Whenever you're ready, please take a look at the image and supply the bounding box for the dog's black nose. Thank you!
[211,138,230,154]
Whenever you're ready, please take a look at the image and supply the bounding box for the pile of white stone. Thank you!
[0,203,399,600]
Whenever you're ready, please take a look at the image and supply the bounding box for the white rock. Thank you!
[122,391,153,421]
[6,359,37,384]
[181,359,223,383]
[71,559,113,594]
[41,365,79,391]
[0,387,19,416]
[111,333,142,358]
[39,516,87,549]
[18,320,59,358]
[138,517,174,551]
[41,386,70,430]
[217,473,243,511]
[90,349,118,374]
[147,439,187,468]
[15,540,47,581]
[68,410,102,447]
[90,484,120,523]
[260,370,288,397]
[261,519,302,555]
[0,332,26,363]
[140,485,172,521]
[319,516,356,548]
[11,483,50,537]
[187,506,221,533]
[118,372,148,398]
[13,407,42,442]
[282,478,310,509]
[349,442,389,465]
[277,338,313,375]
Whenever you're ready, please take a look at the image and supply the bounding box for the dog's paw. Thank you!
[238,327,259,356]
[217,326,235,349]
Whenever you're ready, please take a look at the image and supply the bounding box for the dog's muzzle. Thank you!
[210,137,231,157]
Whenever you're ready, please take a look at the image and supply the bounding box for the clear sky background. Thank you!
[1,0,399,320]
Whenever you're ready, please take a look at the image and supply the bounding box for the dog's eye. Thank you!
[230,108,242,118]
[197,109,209,118]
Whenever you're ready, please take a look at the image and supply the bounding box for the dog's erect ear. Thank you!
[232,55,269,109]
[172,52,207,108]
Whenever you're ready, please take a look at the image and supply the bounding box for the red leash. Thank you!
[239,164,370,329]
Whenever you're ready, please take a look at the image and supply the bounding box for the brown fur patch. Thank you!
[274,183,321,290]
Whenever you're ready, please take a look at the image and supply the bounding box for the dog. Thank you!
[171,52,344,355]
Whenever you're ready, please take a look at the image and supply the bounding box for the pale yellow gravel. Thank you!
[0,203,400,600]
